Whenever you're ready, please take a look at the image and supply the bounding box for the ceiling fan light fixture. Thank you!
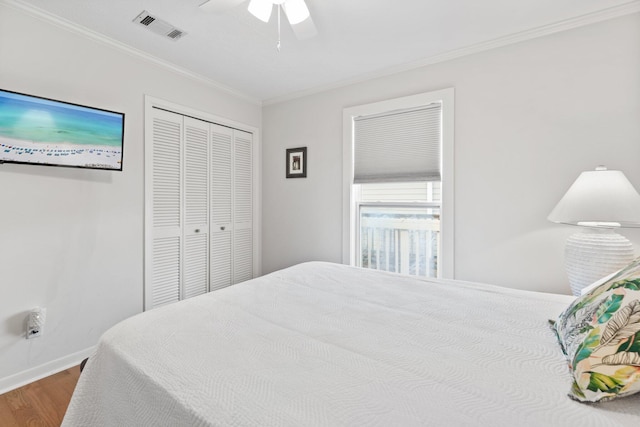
[282,0,309,25]
[248,0,273,23]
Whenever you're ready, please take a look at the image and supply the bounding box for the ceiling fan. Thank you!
[200,0,317,44]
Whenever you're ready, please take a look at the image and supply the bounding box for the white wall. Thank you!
[262,13,640,294]
[0,3,261,391]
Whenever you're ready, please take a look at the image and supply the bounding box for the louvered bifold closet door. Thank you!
[233,130,253,284]
[210,124,233,291]
[148,109,183,309]
[183,117,210,299]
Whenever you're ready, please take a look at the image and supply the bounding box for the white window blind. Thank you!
[353,103,441,183]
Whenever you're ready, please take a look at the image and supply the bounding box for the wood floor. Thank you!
[0,366,80,426]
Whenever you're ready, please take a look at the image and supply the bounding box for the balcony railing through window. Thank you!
[358,204,440,277]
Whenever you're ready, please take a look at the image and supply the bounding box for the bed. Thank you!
[62,262,640,426]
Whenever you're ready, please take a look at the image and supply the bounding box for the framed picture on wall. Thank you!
[286,147,307,178]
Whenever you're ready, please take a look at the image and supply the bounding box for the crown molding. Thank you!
[4,0,639,107]
[264,0,640,106]
[2,0,261,106]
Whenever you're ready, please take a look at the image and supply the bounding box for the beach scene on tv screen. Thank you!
[0,90,123,170]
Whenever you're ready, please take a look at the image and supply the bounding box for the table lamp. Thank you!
[548,166,640,295]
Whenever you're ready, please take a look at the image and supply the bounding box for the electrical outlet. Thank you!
[26,307,46,339]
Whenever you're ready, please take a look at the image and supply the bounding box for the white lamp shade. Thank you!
[548,168,640,227]
[248,0,273,22]
[283,0,310,25]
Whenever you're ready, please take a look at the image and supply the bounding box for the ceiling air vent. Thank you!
[133,10,186,41]
[166,29,184,40]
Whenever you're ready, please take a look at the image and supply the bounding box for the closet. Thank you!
[144,105,255,310]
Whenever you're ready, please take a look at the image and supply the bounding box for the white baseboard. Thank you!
[0,346,95,395]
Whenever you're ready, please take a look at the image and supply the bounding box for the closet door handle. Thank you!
[194,229,200,233]
[220,226,226,231]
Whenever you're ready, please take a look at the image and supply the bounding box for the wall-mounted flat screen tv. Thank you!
[0,88,124,171]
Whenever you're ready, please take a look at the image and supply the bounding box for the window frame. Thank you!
[342,88,455,279]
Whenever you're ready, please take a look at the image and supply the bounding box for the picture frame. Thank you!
[286,147,307,178]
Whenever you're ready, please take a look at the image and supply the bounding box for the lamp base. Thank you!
[565,227,634,296]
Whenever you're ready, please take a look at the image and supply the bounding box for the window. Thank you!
[342,89,454,278]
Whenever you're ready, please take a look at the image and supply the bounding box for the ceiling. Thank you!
[9,0,640,103]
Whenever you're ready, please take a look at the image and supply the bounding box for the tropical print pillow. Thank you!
[552,257,640,403]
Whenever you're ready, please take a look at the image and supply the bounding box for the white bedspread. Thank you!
[62,262,640,426]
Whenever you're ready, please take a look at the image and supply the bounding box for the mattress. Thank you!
[62,262,640,426]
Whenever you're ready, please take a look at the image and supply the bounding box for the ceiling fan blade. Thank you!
[282,0,309,25]
[290,14,317,40]
[248,0,273,23]
[199,0,246,13]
